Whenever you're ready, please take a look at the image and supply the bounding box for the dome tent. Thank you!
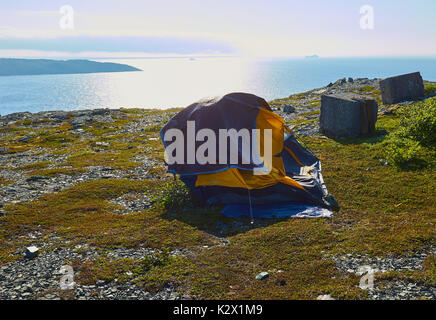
[160,92,338,219]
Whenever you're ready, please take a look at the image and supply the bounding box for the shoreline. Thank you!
[2,77,435,120]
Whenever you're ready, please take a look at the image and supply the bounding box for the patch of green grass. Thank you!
[36,133,76,149]
[137,254,195,293]
[292,91,312,99]
[424,84,436,96]
[306,100,321,108]
[15,119,57,127]
[0,126,33,153]
[0,124,76,153]
[0,177,12,186]
[286,118,310,128]
[380,97,436,170]
[143,124,164,133]
[147,166,168,179]
[0,145,30,154]
[302,110,321,116]
[119,108,148,115]
[26,124,76,150]
[72,252,173,285]
[72,256,138,284]
[0,245,18,264]
[269,90,314,107]
[357,86,376,93]
[151,180,194,211]
[64,150,140,170]
[28,167,86,177]
[0,124,33,141]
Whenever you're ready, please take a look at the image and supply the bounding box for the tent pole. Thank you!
[247,189,254,224]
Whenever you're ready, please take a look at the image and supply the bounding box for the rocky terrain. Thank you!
[273,77,382,137]
[0,77,435,300]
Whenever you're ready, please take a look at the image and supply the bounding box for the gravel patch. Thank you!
[110,192,152,214]
[328,246,436,300]
[0,246,188,300]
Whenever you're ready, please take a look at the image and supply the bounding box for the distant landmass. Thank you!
[0,58,142,76]
[305,54,319,59]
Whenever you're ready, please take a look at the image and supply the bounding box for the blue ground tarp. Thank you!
[221,202,333,219]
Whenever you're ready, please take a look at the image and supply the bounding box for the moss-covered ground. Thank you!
[0,97,434,299]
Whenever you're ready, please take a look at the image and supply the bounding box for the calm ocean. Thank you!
[1,57,435,115]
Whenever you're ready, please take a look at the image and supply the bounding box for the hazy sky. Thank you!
[1,0,435,58]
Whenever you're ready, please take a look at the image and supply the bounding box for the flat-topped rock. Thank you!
[25,246,39,259]
[320,93,378,138]
[380,72,425,104]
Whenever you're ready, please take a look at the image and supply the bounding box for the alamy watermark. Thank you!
[59,5,74,30]
[59,265,75,290]
[163,121,273,175]
[358,265,376,290]
[360,5,374,30]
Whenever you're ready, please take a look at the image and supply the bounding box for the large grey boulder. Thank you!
[320,93,378,138]
[379,72,425,104]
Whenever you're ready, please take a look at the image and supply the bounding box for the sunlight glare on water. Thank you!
[102,57,252,108]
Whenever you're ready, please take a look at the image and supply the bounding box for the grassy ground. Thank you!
[0,100,435,299]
